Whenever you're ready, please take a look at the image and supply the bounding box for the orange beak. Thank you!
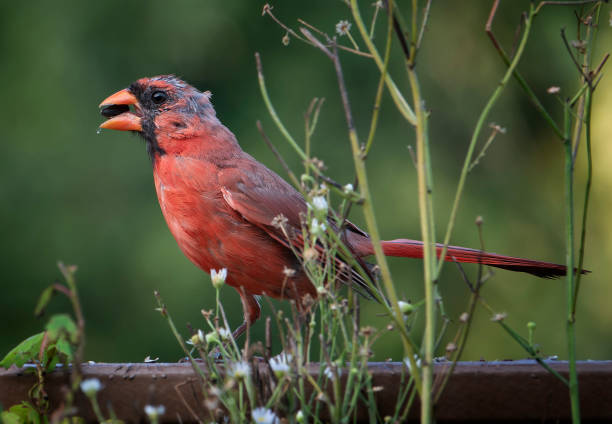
[99,89,143,131]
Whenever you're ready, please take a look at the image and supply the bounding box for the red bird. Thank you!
[99,75,574,338]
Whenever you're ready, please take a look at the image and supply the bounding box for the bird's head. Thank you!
[99,75,220,159]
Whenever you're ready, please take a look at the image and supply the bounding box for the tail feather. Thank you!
[380,239,588,278]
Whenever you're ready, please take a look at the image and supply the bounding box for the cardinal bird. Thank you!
[99,75,578,338]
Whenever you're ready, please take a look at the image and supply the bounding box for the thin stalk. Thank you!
[433,291,478,403]
[349,0,417,125]
[58,263,85,392]
[573,87,592,313]
[255,53,307,162]
[154,292,207,382]
[406,12,436,424]
[300,23,423,393]
[436,3,536,278]
[478,298,569,386]
[564,100,581,423]
[486,13,563,138]
[363,0,395,157]
[574,3,602,311]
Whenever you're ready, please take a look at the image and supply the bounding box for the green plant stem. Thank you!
[487,36,563,139]
[573,87,592,313]
[58,263,85,391]
[256,53,307,162]
[573,1,601,311]
[349,0,417,126]
[478,298,569,386]
[406,11,436,424]
[363,0,394,157]
[564,100,581,424]
[302,16,423,393]
[436,4,536,278]
[433,289,479,403]
[346,74,423,396]
[154,292,207,382]
[86,394,105,423]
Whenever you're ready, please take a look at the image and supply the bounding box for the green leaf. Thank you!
[54,338,73,360]
[7,402,41,424]
[43,345,59,372]
[34,285,56,317]
[0,411,23,424]
[45,314,77,343]
[0,332,44,369]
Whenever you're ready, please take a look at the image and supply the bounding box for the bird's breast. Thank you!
[153,156,231,271]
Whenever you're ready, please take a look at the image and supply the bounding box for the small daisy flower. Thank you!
[310,218,327,236]
[282,266,296,277]
[80,378,102,396]
[269,353,292,378]
[311,195,328,214]
[336,20,352,36]
[211,268,227,289]
[323,365,342,380]
[228,360,251,380]
[144,405,166,420]
[295,410,305,423]
[189,329,205,346]
[251,407,278,424]
[343,183,354,194]
[218,327,231,340]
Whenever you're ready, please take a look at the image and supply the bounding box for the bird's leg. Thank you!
[232,290,261,340]
[209,290,261,360]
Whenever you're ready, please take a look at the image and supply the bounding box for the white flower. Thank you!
[144,405,166,419]
[311,196,328,213]
[80,378,102,396]
[310,218,326,236]
[251,407,278,424]
[282,266,296,277]
[189,329,205,346]
[269,353,292,377]
[336,20,352,36]
[228,360,251,379]
[343,183,354,194]
[210,268,227,289]
[398,301,413,315]
[218,327,231,340]
[404,355,422,372]
[296,410,305,423]
[323,365,342,380]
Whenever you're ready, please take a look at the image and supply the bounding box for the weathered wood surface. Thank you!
[1,360,611,422]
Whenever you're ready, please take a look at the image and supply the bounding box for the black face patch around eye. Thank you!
[100,104,130,118]
[152,90,168,104]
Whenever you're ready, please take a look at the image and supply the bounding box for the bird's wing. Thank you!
[218,158,306,232]
[218,158,378,299]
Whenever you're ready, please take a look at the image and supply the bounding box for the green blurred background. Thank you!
[1,1,610,363]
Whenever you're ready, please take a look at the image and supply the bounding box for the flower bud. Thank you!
[210,268,227,289]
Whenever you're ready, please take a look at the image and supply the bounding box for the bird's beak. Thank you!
[99,89,143,131]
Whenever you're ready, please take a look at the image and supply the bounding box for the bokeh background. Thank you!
[1,1,610,363]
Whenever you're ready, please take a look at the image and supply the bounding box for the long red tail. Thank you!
[380,239,585,278]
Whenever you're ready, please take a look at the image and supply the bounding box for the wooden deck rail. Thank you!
[1,360,611,422]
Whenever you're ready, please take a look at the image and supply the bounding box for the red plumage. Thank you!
[99,75,584,337]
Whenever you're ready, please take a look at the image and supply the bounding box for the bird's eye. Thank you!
[151,90,168,104]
